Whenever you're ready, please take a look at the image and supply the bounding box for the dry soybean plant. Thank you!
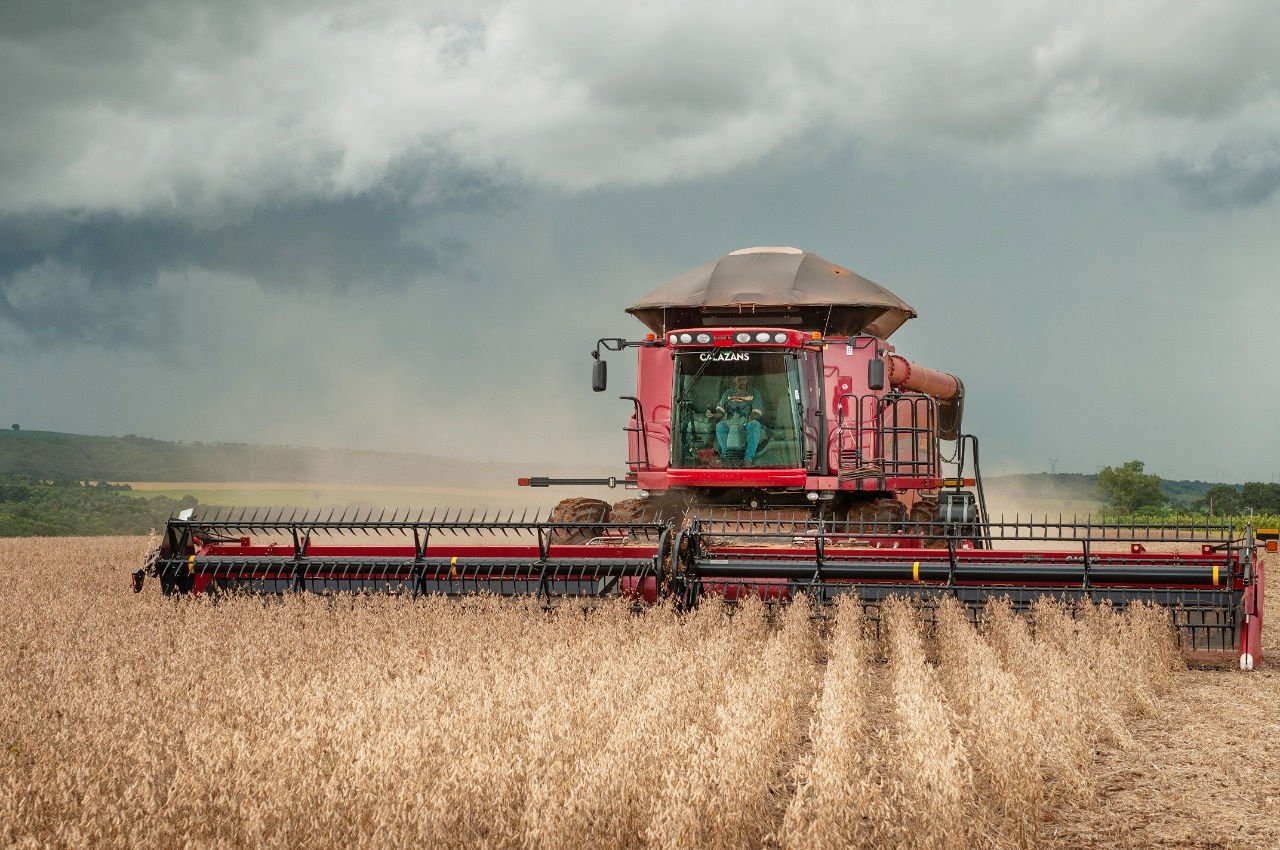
[882,597,975,850]
[934,599,1041,847]
[779,597,895,850]
[1,538,1182,850]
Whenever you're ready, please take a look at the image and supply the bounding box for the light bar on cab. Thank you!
[666,328,808,348]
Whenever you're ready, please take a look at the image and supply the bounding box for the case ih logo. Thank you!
[699,351,751,362]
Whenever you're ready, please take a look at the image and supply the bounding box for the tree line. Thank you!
[1097,460,1278,517]
[0,475,195,536]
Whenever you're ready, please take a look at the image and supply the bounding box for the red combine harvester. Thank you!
[139,247,1269,669]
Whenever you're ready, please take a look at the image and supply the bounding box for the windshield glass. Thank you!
[671,350,803,468]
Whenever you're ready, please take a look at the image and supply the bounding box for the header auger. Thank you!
[138,247,1267,669]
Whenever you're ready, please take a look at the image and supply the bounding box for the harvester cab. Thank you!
[599,325,971,526]
[137,246,1266,671]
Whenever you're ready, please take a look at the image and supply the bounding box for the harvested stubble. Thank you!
[1,537,1179,849]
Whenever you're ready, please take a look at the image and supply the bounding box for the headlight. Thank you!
[755,331,771,342]
[735,332,751,343]
[774,332,788,343]
[669,334,678,345]
[679,333,692,344]
[695,332,712,344]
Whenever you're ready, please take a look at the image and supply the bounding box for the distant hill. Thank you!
[0,429,1228,504]
[0,429,616,488]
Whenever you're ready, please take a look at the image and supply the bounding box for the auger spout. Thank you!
[886,354,965,440]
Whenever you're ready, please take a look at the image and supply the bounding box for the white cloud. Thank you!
[1,0,1278,219]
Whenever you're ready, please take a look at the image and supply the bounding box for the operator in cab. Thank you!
[706,374,766,465]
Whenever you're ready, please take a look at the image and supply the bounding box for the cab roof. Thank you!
[626,247,917,338]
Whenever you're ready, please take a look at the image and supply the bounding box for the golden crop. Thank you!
[1,537,1179,849]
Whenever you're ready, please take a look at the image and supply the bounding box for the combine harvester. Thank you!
[139,248,1270,669]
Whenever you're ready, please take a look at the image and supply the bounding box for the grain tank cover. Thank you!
[626,247,917,338]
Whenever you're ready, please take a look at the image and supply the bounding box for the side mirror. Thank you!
[867,358,885,391]
[592,359,608,392]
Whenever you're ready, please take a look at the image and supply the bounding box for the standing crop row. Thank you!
[1,538,1178,850]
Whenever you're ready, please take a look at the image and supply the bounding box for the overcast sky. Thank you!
[2,0,1279,483]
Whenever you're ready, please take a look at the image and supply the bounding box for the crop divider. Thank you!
[1081,539,1092,590]
[809,523,827,603]
[535,525,552,601]
[411,527,429,598]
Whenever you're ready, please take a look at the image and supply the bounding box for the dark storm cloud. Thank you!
[0,199,513,351]
[0,203,460,348]
[0,135,519,348]
[0,200,452,292]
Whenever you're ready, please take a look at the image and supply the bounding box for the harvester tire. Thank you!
[909,497,947,548]
[611,498,664,524]
[845,498,908,530]
[549,497,612,543]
